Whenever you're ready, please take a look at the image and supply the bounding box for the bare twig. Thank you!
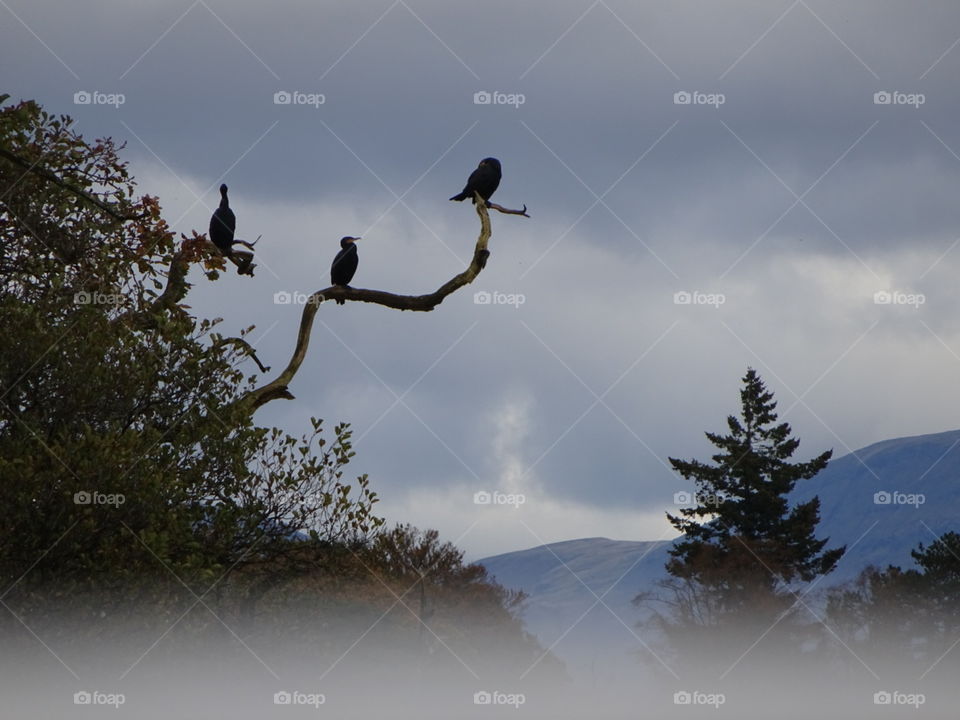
[215,336,271,374]
[488,201,529,217]
[232,235,261,252]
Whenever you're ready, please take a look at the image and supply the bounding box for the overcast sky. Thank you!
[4,0,960,559]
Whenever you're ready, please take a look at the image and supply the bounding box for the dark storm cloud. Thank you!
[6,1,960,255]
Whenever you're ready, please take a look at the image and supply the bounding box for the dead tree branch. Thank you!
[121,234,254,329]
[116,246,191,331]
[235,196,494,413]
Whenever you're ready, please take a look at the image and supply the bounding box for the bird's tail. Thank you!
[449,192,467,202]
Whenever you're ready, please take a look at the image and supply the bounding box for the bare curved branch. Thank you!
[236,197,493,413]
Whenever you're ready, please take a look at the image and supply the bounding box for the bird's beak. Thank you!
[352,237,362,242]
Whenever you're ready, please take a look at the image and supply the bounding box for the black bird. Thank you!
[330,236,360,304]
[449,157,501,206]
[209,184,236,255]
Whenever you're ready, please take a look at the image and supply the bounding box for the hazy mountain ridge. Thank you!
[479,429,960,678]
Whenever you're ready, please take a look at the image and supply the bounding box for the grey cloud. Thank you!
[5,0,960,556]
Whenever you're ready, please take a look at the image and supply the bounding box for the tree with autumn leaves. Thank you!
[0,96,558,687]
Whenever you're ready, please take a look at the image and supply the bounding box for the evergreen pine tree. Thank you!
[652,368,844,664]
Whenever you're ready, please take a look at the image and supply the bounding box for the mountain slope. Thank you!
[794,428,960,580]
[478,429,960,680]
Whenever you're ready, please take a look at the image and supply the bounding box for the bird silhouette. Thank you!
[450,157,501,206]
[330,236,360,305]
[209,184,236,255]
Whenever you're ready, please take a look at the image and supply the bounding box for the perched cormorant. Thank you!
[209,184,236,255]
[330,236,360,304]
[450,157,501,206]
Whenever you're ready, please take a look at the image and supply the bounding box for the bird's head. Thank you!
[480,157,501,172]
[220,183,228,195]
[340,236,361,248]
